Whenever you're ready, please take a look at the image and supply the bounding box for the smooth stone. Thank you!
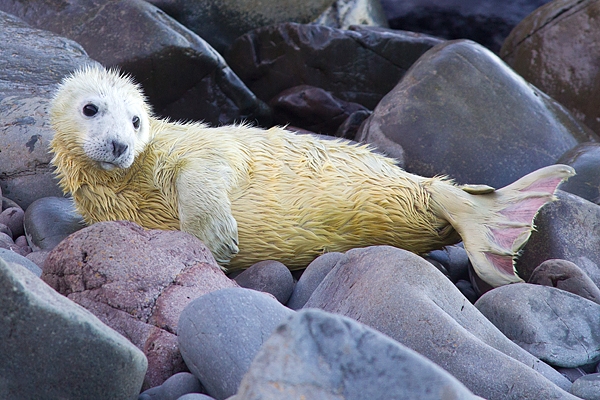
[177,395,215,400]
[0,11,91,209]
[305,246,575,399]
[0,258,147,398]
[517,190,600,288]
[454,279,479,303]
[356,39,597,188]
[228,23,444,111]
[235,309,481,399]
[177,287,295,400]
[286,252,344,310]
[139,372,204,400]
[0,232,19,254]
[23,197,85,252]
[42,220,238,389]
[475,283,600,368]
[25,250,49,270]
[571,373,600,400]
[529,259,600,305]
[557,142,600,205]
[313,0,389,30]
[382,0,551,53]
[426,243,469,282]
[0,0,269,126]
[0,248,42,276]
[233,260,294,304]
[501,0,600,134]
[0,223,11,238]
[335,109,372,140]
[0,207,24,238]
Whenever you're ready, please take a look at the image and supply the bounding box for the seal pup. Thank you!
[49,66,574,287]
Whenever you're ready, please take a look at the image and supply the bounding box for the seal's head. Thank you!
[50,65,151,171]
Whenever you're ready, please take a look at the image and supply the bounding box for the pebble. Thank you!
[529,259,600,305]
[571,373,600,400]
[0,206,24,238]
[233,260,294,304]
[286,252,343,310]
[139,372,204,400]
[0,248,42,276]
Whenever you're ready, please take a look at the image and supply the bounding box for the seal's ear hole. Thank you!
[83,104,98,117]
[132,116,140,130]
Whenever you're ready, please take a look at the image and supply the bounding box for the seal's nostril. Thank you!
[111,141,128,158]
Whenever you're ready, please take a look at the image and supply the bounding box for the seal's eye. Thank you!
[132,116,140,130]
[83,104,98,117]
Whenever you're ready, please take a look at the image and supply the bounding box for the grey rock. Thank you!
[233,260,294,304]
[235,308,481,399]
[305,246,576,399]
[0,257,147,399]
[177,395,215,400]
[475,283,600,368]
[139,372,204,400]
[228,23,444,111]
[0,232,19,253]
[178,287,295,400]
[0,11,92,209]
[529,259,600,305]
[313,0,389,30]
[286,252,344,310]
[42,220,238,389]
[426,243,469,282]
[23,197,85,252]
[0,224,11,238]
[25,250,49,270]
[0,207,24,238]
[557,142,600,205]
[517,190,600,288]
[0,248,42,276]
[356,39,597,188]
[571,373,600,400]
[0,0,269,126]
[501,0,600,135]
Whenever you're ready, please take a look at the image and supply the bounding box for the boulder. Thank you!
[557,142,600,205]
[529,259,600,305]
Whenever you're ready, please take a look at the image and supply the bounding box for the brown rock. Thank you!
[529,259,600,305]
[42,220,238,389]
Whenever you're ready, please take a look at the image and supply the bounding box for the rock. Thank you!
[0,11,92,209]
[557,142,600,205]
[228,23,444,110]
[23,197,85,252]
[0,0,269,126]
[356,39,597,188]
[529,259,600,305]
[177,394,215,400]
[313,0,389,30]
[0,257,147,398]
[25,250,49,270]
[269,85,370,136]
[571,373,600,400]
[0,248,42,276]
[426,244,469,283]
[305,246,575,399]
[235,308,481,399]
[475,283,600,368]
[139,372,204,400]
[335,109,372,140]
[382,0,552,53]
[501,0,600,135]
[177,287,294,400]
[517,190,600,288]
[0,232,20,254]
[0,207,24,238]
[455,279,479,303]
[233,260,294,304]
[41,220,238,389]
[0,224,11,238]
[286,252,344,310]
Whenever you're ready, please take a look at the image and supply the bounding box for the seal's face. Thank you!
[51,66,151,171]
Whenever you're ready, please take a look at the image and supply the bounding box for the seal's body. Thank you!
[50,67,574,287]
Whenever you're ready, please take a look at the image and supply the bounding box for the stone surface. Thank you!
[529,259,600,305]
[475,283,600,368]
[571,373,600,400]
[426,244,469,283]
[0,248,42,276]
[313,0,389,30]
[305,246,575,399]
[557,142,600,205]
[501,0,600,135]
[235,309,481,399]
[0,11,92,209]
[178,287,294,400]
[383,0,552,53]
[0,0,269,126]
[0,258,147,398]
[286,252,344,310]
[356,39,597,188]
[228,23,444,110]
[41,220,238,389]
[517,190,600,288]
[23,197,85,252]
[233,260,294,304]
[139,372,204,400]
[0,206,24,238]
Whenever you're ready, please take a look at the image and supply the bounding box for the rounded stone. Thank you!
[571,373,600,400]
[557,142,600,205]
[234,260,294,304]
[0,207,24,239]
[0,248,42,277]
[529,259,600,305]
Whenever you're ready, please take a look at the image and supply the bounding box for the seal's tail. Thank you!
[426,164,575,287]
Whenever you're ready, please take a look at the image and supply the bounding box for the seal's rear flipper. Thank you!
[428,164,575,287]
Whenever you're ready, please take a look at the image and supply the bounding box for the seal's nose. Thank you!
[111,140,128,158]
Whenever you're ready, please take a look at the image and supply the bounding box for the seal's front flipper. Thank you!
[428,164,575,287]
